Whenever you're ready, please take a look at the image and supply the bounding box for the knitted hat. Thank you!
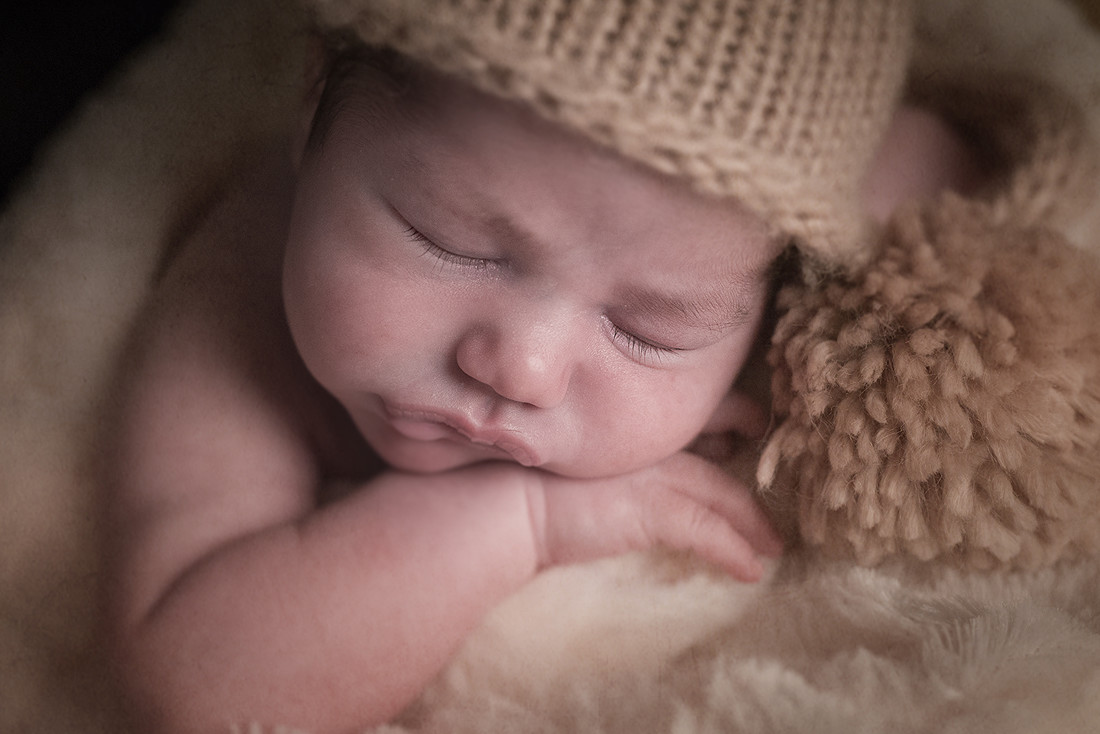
[306,0,914,270]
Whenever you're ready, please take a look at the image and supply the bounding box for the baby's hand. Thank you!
[525,452,783,581]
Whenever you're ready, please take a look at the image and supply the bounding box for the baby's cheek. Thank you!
[285,285,373,393]
[620,377,709,449]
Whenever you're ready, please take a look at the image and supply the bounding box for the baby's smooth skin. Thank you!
[106,62,784,734]
[106,55,978,732]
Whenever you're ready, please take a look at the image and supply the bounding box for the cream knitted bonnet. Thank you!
[306,0,914,270]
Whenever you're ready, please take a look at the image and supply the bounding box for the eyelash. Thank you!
[607,321,683,365]
[401,220,682,366]
[403,225,499,271]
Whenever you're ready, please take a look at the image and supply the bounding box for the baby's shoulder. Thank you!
[125,150,373,483]
[133,151,296,415]
[157,149,293,317]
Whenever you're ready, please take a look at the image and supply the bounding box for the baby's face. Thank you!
[283,70,778,478]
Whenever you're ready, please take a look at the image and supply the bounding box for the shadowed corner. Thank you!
[1079,0,1100,27]
[0,1,182,207]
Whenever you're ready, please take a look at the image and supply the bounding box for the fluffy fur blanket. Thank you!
[3,1,1100,733]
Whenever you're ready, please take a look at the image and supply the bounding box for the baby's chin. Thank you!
[377,446,480,475]
[370,437,518,475]
[375,444,591,479]
[369,431,671,480]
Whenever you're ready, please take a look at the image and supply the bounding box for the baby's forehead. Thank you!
[397,160,773,300]
[387,74,766,213]
[323,52,749,206]
[314,52,780,279]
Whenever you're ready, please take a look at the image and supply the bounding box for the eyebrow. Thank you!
[400,148,541,243]
[616,280,762,333]
[401,147,775,330]
[476,211,772,331]
[481,213,543,252]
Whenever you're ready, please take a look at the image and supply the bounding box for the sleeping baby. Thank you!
[102,1,981,731]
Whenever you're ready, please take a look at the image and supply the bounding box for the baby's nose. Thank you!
[455,316,574,409]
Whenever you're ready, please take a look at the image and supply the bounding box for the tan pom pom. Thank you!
[760,195,1100,569]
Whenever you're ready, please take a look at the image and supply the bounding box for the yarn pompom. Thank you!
[759,195,1100,569]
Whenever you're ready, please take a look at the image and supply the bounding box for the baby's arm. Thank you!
[106,159,779,734]
[106,170,547,732]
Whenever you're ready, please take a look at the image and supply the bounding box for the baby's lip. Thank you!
[383,402,541,467]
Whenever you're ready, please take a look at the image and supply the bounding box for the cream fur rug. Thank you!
[3,1,1100,732]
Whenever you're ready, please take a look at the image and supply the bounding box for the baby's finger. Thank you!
[641,499,765,582]
[661,455,784,558]
[696,481,784,558]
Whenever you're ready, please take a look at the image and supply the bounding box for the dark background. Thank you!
[1,1,182,205]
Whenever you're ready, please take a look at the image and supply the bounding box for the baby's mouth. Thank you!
[383,403,540,467]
